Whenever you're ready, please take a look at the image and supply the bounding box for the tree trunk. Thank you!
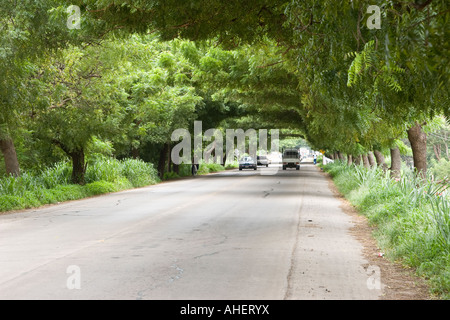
[445,140,449,159]
[444,130,449,159]
[167,144,172,173]
[407,122,427,178]
[158,143,169,179]
[70,149,86,185]
[373,149,388,172]
[347,154,353,166]
[362,154,370,168]
[390,147,402,179]
[433,144,441,162]
[52,140,86,185]
[367,151,376,167]
[131,146,140,159]
[0,138,20,177]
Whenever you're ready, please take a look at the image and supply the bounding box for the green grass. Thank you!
[198,163,225,175]
[225,161,239,169]
[323,162,450,299]
[0,158,226,210]
[161,163,227,180]
[0,156,160,212]
[430,158,450,181]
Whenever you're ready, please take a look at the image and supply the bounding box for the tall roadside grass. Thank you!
[0,156,160,213]
[323,162,449,299]
[197,163,226,175]
[162,162,228,180]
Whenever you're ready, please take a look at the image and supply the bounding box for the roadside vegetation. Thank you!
[1,0,448,299]
[0,156,239,212]
[323,161,449,299]
[0,156,160,212]
[163,162,231,180]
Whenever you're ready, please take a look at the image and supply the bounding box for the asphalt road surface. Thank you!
[0,163,381,300]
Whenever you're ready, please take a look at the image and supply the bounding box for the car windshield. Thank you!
[284,152,298,157]
[241,157,253,162]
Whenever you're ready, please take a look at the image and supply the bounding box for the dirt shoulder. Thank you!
[319,167,433,300]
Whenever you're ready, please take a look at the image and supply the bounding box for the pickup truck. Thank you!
[282,149,300,170]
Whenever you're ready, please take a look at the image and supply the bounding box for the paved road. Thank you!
[0,163,381,300]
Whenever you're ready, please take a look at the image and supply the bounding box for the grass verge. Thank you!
[0,156,160,213]
[323,162,449,299]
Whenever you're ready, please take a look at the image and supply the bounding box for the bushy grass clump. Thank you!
[0,156,160,212]
[161,163,226,180]
[323,162,449,299]
[225,161,239,170]
[163,171,181,180]
[87,156,159,188]
[196,163,226,175]
[430,158,450,181]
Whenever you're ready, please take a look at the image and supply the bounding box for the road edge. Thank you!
[316,166,434,300]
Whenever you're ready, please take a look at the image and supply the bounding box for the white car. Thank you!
[257,155,269,167]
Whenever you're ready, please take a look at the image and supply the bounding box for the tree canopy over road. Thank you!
[1,0,449,299]
[1,0,449,181]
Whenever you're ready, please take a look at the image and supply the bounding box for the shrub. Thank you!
[121,158,160,187]
[0,195,26,211]
[178,164,193,177]
[205,163,225,173]
[163,171,180,180]
[196,163,225,175]
[430,158,450,181]
[38,162,72,189]
[225,161,238,169]
[85,156,122,183]
[85,181,117,196]
[54,185,88,201]
[197,164,210,175]
[113,177,134,191]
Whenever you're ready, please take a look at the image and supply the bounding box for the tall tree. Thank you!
[29,46,124,184]
[0,1,82,176]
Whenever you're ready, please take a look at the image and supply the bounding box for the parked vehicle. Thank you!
[239,156,257,170]
[282,149,300,170]
[257,155,269,167]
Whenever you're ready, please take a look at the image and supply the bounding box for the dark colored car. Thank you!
[239,156,257,170]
